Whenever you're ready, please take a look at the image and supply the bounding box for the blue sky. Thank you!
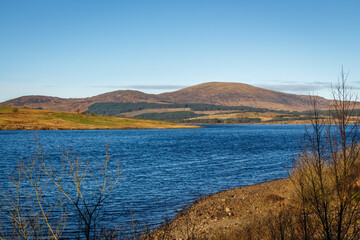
[1,0,360,102]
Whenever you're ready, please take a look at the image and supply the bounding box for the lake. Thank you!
[0,124,305,236]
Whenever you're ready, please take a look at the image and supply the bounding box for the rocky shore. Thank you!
[153,178,292,239]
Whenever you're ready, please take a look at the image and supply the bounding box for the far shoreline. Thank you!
[0,122,311,131]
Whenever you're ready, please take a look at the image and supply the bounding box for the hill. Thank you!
[0,105,198,130]
[1,82,331,112]
[159,82,330,111]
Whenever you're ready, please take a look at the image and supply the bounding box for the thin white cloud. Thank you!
[257,83,331,92]
[44,85,65,88]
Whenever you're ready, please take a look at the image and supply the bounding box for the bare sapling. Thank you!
[0,137,121,240]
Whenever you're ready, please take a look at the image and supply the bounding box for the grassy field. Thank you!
[0,105,198,130]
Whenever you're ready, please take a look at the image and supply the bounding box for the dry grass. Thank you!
[0,105,199,130]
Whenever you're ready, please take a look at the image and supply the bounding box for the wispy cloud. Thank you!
[88,85,188,90]
[312,81,331,85]
[257,82,360,95]
[257,83,331,92]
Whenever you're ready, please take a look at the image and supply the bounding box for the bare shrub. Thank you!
[0,150,67,239]
[0,137,120,240]
[291,68,360,239]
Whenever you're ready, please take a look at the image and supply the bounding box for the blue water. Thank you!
[0,124,304,234]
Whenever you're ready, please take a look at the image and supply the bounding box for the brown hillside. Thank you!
[2,82,331,112]
[158,82,330,111]
[2,90,161,112]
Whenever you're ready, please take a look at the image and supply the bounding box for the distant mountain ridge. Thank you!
[1,82,331,112]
